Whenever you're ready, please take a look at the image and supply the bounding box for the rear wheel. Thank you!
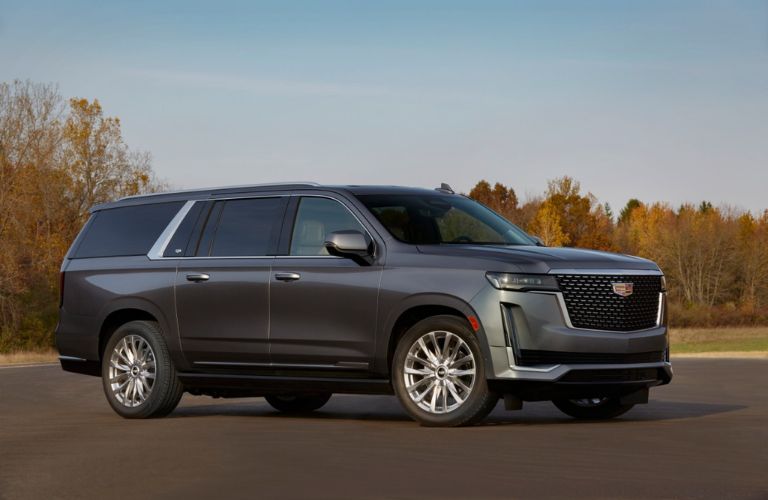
[265,393,332,413]
[553,397,634,420]
[392,315,498,427]
[102,320,184,419]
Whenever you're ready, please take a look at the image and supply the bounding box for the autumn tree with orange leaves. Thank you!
[468,178,768,327]
[0,80,163,351]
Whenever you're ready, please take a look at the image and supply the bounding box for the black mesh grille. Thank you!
[517,350,664,366]
[555,274,662,331]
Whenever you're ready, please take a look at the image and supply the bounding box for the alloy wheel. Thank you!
[403,330,476,414]
[108,334,156,408]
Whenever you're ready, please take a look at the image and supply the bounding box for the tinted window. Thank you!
[163,201,206,257]
[208,198,285,256]
[290,197,367,256]
[73,202,185,258]
[356,194,535,245]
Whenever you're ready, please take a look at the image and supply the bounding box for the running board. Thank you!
[178,372,393,395]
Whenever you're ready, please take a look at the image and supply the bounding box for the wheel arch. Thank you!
[378,293,492,377]
[99,308,159,360]
[96,297,182,367]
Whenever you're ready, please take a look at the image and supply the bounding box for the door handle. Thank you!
[186,273,210,282]
[274,272,301,282]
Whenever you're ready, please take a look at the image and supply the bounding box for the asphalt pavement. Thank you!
[0,359,766,499]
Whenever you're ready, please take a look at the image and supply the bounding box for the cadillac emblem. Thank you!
[611,282,634,297]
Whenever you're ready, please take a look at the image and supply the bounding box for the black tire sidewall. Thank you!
[392,315,496,427]
[101,320,180,419]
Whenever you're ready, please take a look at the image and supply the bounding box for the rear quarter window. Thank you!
[72,201,185,258]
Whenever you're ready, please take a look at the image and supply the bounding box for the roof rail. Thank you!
[118,181,321,201]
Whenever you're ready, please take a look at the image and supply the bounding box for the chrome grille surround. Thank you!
[550,270,663,332]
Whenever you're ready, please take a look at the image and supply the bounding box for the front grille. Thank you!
[555,274,662,331]
[517,350,664,366]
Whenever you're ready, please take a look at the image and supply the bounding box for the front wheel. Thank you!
[553,397,635,420]
[102,320,184,419]
[392,315,498,427]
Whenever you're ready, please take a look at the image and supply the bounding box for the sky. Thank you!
[2,0,767,214]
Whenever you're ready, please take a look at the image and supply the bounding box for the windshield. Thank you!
[356,194,536,245]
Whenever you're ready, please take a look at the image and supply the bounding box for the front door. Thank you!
[175,196,287,367]
[269,196,382,370]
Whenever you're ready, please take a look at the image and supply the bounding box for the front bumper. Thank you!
[471,285,672,392]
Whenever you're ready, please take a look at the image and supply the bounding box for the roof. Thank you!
[91,182,454,212]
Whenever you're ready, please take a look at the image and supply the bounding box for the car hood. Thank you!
[415,244,660,273]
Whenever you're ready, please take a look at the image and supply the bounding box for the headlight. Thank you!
[660,275,667,292]
[485,272,560,292]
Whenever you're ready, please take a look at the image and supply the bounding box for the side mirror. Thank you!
[324,230,373,265]
[530,235,545,247]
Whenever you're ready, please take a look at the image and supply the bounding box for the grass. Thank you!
[670,327,768,354]
[0,349,58,366]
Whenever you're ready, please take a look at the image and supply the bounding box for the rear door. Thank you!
[269,195,383,370]
[175,196,288,367]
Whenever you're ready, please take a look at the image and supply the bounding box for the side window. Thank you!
[207,197,286,257]
[290,197,367,256]
[73,201,185,258]
[163,201,207,257]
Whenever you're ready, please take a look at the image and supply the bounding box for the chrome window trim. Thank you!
[147,200,196,260]
[147,192,378,260]
[530,290,664,333]
[148,194,289,260]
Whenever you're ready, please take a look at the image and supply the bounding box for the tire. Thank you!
[265,393,332,413]
[392,315,498,427]
[553,397,635,420]
[101,320,184,419]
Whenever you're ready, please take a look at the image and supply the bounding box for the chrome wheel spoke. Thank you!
[109,334,156,408]
[404,366,433,376]
[441,332,453,360]
[404,330,476,415]
[450,354,473,367]
[110,361,130,371]
[407,375,434,392]
[413,381,436,403]
[452,376,471,393]
[417,338,439,366]
[406,353,434,370]
[430,384,440,412]
[448,368,474,377]
[446,379,463,404]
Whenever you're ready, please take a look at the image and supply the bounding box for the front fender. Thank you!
[374,292,495,378]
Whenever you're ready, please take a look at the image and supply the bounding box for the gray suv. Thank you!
[57,183,671,426]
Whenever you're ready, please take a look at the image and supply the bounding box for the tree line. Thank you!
[0,80,162,351]
[469,179,768,327]
[2,79,765,351]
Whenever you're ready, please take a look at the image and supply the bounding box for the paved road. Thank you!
[0,359,766,499]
